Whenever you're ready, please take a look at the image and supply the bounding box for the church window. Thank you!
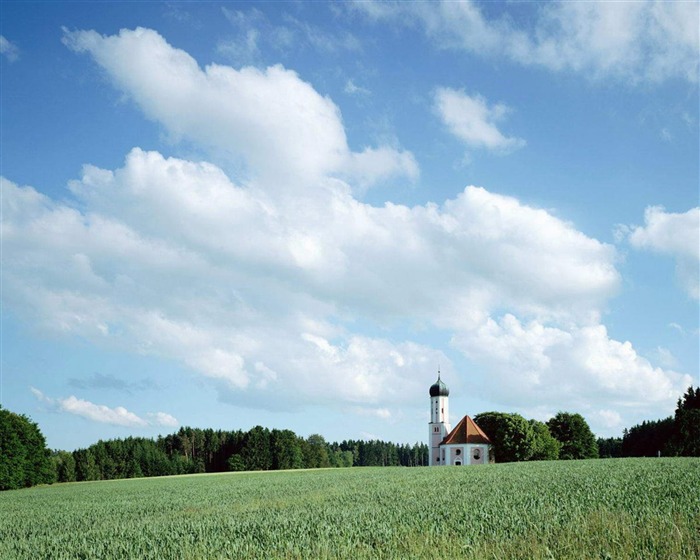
[455,449,461,456]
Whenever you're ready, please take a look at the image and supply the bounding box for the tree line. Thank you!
[3,418,430,489]
[597,386,700,458]
[2,386,697,490]
[479,387,700,462]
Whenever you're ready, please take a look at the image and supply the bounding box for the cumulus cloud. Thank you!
[0,35,19,62]
[353,0,699,84]
[2,27,691,433]
[62,27,408,191]
[4,143,682,425]
[453,315,692,414]
[434,88,525,153]
[626,206,700,299]
[30,387,177,428]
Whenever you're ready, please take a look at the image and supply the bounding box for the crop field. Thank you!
[1,458,698,559]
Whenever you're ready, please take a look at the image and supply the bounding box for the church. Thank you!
[428,374,493,466]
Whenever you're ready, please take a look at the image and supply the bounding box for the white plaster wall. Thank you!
[428,394,451,466]
[440,444,491,465]
[430,395,449,424]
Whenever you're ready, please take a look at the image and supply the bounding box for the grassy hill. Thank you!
[1,458,698,559]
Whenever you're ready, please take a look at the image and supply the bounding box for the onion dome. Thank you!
[429,374,449,397]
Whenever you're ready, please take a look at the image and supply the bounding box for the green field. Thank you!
[1,458,698,559]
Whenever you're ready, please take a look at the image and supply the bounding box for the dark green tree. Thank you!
[227,454,246,472]
[473,412,535,462]
[547,412,598,459]
[529,420,561,460]
[671,386,700,456]
[622,417,674,457]
[52,450,77,482]
[0,408,25,490]
[73,448,100,481]
[0,407,55,490]
[242,426,272,470]
[597,436,622,458]
[303,434,331,468]
[271,429,304,470]
[338,450,354,467]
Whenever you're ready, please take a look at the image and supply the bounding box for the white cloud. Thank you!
[453,315,692,420]
[147,412,180,428]
[434,88,525,153]
[4,142,675,428]
[2,27,690,433]
[594,409,623,430]
[62,27,395,192]
[30,387,178,428]
[346,146,419,191]
[2,149,625,413]
[353,1,699,84]
[31,387,146,427]
[60,396,149,427]
[627,206,700,299]
[30,387,50,403]
[0,35,19,62]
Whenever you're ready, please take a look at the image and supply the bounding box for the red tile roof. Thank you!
[442,415,492,445]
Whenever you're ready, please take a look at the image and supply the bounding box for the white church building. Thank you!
[429,374,493,466]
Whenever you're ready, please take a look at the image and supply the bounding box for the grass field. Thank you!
[1,458,698,559]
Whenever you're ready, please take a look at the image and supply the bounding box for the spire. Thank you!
[429,371,449,397]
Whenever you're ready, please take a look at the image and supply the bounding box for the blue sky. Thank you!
[1,1,698,451]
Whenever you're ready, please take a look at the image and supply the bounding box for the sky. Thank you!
[1,1,698,452]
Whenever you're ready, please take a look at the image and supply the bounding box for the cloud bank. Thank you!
[1,27,692,434]
[354,0,699,85]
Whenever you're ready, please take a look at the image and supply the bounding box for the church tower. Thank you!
[428,372,451,466]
